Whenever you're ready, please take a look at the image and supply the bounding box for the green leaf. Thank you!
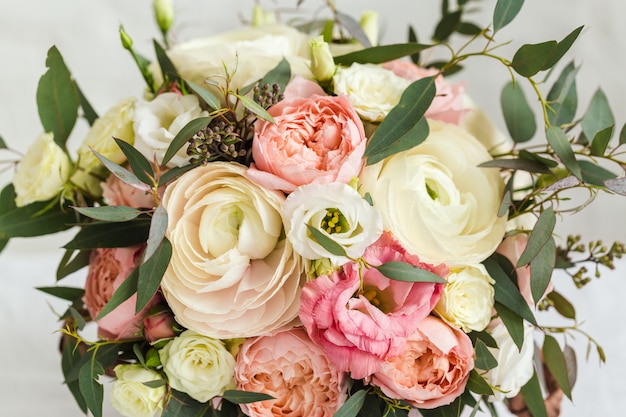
[517,207,556,267]
[162,117,211,166]
[590,125,614,157]
[619,122,626,145]
[236,93,274,123]
[407,26,420,64]
[306,224,347,257]
[0,194,76,239]
[222,390,274,404]
[563,343,578,389]
[258,58,292,95]
[36,46,80,150]
[144,204,168,262]
[457,22,483,36]
[162,390,211,417]
[433,11,461,42]
[547,61,579,126]
[512,41,557,77]
[478,158,552,174]
[0,134,7,149]
[56,249,91,280]
[37,286,84,302]
[76,82,98,125]
[114,138,155,185]
[78,359,104,417]
[582,88,615,148]
[543,26,584,70]
[546,126,582,180]
[72,206,143,222]
[64,219,150,250]
[96,268,138,320]
[376,261,447,283]
[154,39,179,82]
[579,159,617,186]
[494,301,525,351]
[474,339,498,371]
[519,150,559,168]
[466,369,494,396]
[92,150,150,191]
[333,43,433,66]
[366,117,429,165]
[186,79,220,110]
[543,335,573,399]
[469,330,498,348]
[530,236,556,304]
[334,389,367,417]
[136,238,172,313]
[61,338,88,413]
[158,161,202,186]
[546,290,576,319]
[519,371,548,417]
[501,81,536,143]
[493,0,525,32]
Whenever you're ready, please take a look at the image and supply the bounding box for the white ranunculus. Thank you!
[133,92,208,167]
[434,264,495,332]
[359,120,507,265]
[481,321,535,401]
[461,95,512,155]
[13,132,71,207]
[333,63,410,122]
[110,364,165,417]
[159,330,236,403]
[161,162,304,338]
[282,182,383,266]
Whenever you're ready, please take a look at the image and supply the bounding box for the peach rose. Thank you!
[371,315,474,409]
[235,328,347,417]
[143,309,177,344]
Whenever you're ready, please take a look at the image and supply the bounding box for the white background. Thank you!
[1,0,625,416]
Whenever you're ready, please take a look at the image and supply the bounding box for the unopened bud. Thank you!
[310,36,336,83]
[251,4,276,27]
[153,0,174,34]
[119,25,133,49]
[360,10,379,46]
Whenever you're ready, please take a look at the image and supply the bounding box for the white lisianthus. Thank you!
[110,364,165,417]
[434,264,495,332]
[310,36,336,83]
[333,63,410,122]
[283,182,383,266]
[159,330,236,403]
[133,92,208,167]
[359,120,507,265]
[481,321,535,401]
[13,132,71,207]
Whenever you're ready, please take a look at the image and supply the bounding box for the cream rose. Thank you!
[110,364,165,417]
[161,162,304,338]
[160,330,236,403]
[13,132,71,207]
[333,63,410,122]
[359,120,507,265]
[434,264,495,332]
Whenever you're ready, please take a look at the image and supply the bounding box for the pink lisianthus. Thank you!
[383,60,466,125]
[299,232,447,379]
[370,315,474,409]
[101,169,156,209]
[83,245,159,340]
[234,327,347,417]
[248,84,366,193]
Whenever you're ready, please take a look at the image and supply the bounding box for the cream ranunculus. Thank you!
[13,132,71,207]
[159,330,236,403]
[359,120,507,265]
[434,264,495,332]
[110,364,166,417]
[333,63,410,122]
[133,92,208,167]
[161,162,304,338]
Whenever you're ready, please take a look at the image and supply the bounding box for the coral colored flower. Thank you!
[299,232,447,379]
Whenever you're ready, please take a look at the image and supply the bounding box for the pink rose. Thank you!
[299,232,447,379]
[143,309,177,344]
[371,315,474,409]
[383,60,466,125]
[101,170,155,208]
[249,90,366,193]
[234,327,347,417]
[83,246,159,340]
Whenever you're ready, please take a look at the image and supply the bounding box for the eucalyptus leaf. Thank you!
[493,0,525,32]
[468,330,498,348]
[0,134,6,149]
[517,207,556,267]
[579,159,617,186]
[92,150,150,191]
[186,79,220,110]
[501,81,536,143]
[56,249,91,280]
[336,11,373,48]
[306,224,347,257]
[519,371,548,417]
[547,62,579,126]
[563,344,578,390]
[76,82,99,125]
[236,93,274,123]
[474,339,498,371]
[407,26,420,64]
[494,301,525,351]
[478,158,551,174]
[433,11,461,42]
[114,138,155,185]
[376,261,447,283]
[162,117,211,165]
[457,22,483,36]
[61,338,88,413]
[543,175,580,192]
[78,359,104,417]
[333,389,367,417]
[546,126,582,180]
[529,235,556,304]
[258,58,292,94]
[543,335,573,399]
[619,122,626,145]
[63,219,150,250]
[466,369,494,396]
[543,26,584,70]
[96,268,138,320]
[162,390,210,417]
[366,117,429,165]
[136,238,172,313]
[158,161,202,186]
[37,286,84,302]
[143,204,168,262]
[582,88,615,149]
[546,291,576,320]
[154,39,179,82]
[519,149,559,168]
[512,41,557,77]
[0,194,77,239]
[222,390,275,404]
[333,43,433,66]
[72,206,143,222]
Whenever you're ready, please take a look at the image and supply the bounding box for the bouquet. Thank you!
[1,0,624,416]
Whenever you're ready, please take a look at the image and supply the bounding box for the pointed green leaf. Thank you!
[530,236,556,304]
[519,371,548,417]
[78,359,104,417]
[334,389,367,417]
[501,81,536,143]
[376,261,447,283]
[563,343,578,389]
[433,11,462,42]
[186,79,220,110]
[466,369,494,396]
[158,161,202,186]
[37,286,84,302]
[543,26,584,70]
[457,22,483,36]
[494,301,525,351]
[236,93,274,123]
[546,126,582,179]
[517,207,556,267]
[0,134,6,149]
[72,206,143,222]
[0,195,76,239]
[154,39,179,82]
[408,26,421,64]
[582,88,615,148]
[547,62,579,126]
[306,224,347,257]
[136,238,172,313]
[519,149,559,168]
[493,0,525,32]
[546,291,576,320]
[92,150,150,191]
[468,330,498,348]
[61,338,88,413]
[163,390,210,417]
[512,41,557,77]
[366,117,430,165]
[590,125,614,157]
[63,219,150,250]
[619,122,626,145]
[333,43,433,66]
[579,159,616,186]
[162,117,211,166]
[56,249,91,280]
[474,339,498,371]
[76,82,98,125]
[258,58,292,94]
[114,138,154,185]
[478,158,551,174]
[543,335,573,399]
[143,204,168,262]
[96,268,139,320]
[222,390,275,404]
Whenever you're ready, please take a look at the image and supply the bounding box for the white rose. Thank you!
[359,120,507,265]
[110,364,165,417]
[333,63,410,122]
[13,132,71,207]
[282,182,383,266]
[434,264,495,332]
[481,321,535,401]
[159,330,236,403]
[133,92,208,167]
[161,162,304,338]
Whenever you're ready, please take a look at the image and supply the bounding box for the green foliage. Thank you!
[501,81,537,143]
[334,389,368,417]
[543,335,573,399]
[519,371,548,417]
[376,262,447,283]
[306,224,347,257]
[493,0,525,32]
[162,117,211,166]
[72,206,143,222]
[114,138,155,185]
[63,218,151,249]
[333,43,433,66]
[222,390,274,404]
[546,126,582,180]
[136,238,172,313]
[546,62,579,126]
[79,359,105,417]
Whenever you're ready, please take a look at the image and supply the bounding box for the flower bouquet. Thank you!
[1,0,624,416]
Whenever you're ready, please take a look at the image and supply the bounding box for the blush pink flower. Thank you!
[143,309,177,344]
[235,327,347,417]
[101,170,155,209]
[84,245,159,340]
[371,315,474,409]
[248,90,366,193]
[299,232,447,379]
[383,60,466,125]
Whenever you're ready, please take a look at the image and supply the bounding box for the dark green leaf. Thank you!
[61,338,88,413]
[579,159,617,186]
[543,26,584,70]
[519,371,548,417]
[543,335,573,399]
[336,11,373,47]
[546,126,582,180]
[519,149,559,168]
[547,62,579,126]
[306,224,347,257]
[0,195,76,239]
[501,81,536,143]
[512,41,557,77]
[63,219,150,249]
[57,249,91,280]
[517,207,556,267]
[186,79,220,110]
[433,11,461,42]
[457,22,483,36]
[76,82,98,125]
[69,305,87,330]
[37,286,84,302]
[0,134,6,149]
[158,161,202,186]
[469,330,498,348]
[419,396,462,417]
[619,122,626,145]
[162,390,210,417]
[478,158,551,174]
[582,88,615,148]
[547,291,576,319]
[366,117,429,165]
[92,150,149,190]
[493,0,525,32]
[154,39,179,82]
[79,359,104,417]
[72,206,143,222]
[0,238,8,254]
[136,238,172,313]
[494,301,525,351]
[530,236,556,304]
[376,261,446,283]
[466,369,494,396]
[222,390,274,404]
[96,268,138,320]
[114,138,155,185]
[334,389,367,417]
[258,58,292,95]
[236,93,274,123]
[333,43,433,66]
[162,117,211,166]
[407,26,420,64]
[143,380,167,389]
[475,339,498,371]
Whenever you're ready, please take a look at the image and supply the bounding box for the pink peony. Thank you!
[383,60,466,125]
[371,315,474,409]
[83,245,159,340]
[234,327,347,417]
[248,88,366,193]
[299,232,447,379]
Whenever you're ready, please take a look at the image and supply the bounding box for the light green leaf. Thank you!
[114,138,154,185]
[501,81,536,143]
[530,236,556,304]
[543,335,573,399]
[546,126,582,180]
[493,0,525,32]
[162,117,211,165]
[376,261,447,283]
[333,43,433,66]
[546,291,576,320]
[579,159,617,186]
[582,88,615,149]
[78,359,104,417]
[186,79,220,110]
[474,339,498,371]
[72,206,143,222]
[306,224,347,257]
[236,93,274,123]
[547,62,579,126]
[334,389,367,417]
[519,371,548,417]
[466,369,494,396]
[37,286,84,302]
[590,125,614,157]
[92,150,150,191]
[222,390,275,404]
[512,41,557,77]
[136,238,172,313]
[63,219,150,250]
[142,380,167,389]
[563,344,578,390]
[517,207,556,267]
[96,268,138,320]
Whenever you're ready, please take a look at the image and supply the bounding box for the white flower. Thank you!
[159,330,236,403]
[481,321,535,401]
[359,120,507,265]
[434,264,495,332]
[461,95,512,155]
[283,182,382,265]
[310,36,336,83]
[333,63,410,122]
[133,92,208,167]
[110,364,165,417]
[13,132,71,207]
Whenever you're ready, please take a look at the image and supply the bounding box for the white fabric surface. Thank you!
[1,0,625,415]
